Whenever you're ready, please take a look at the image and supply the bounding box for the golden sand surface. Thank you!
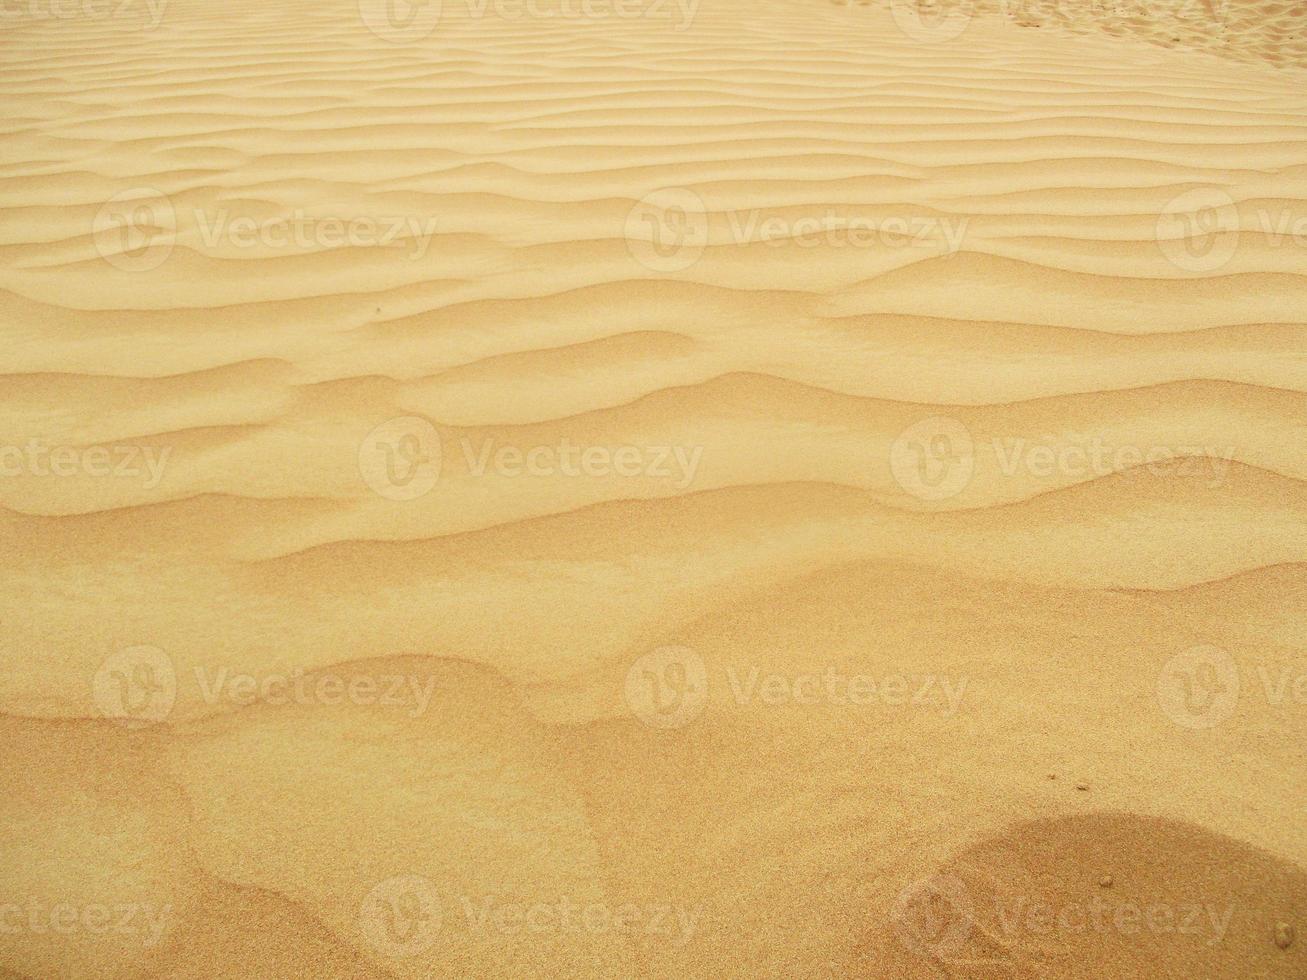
[1,0,1306,975]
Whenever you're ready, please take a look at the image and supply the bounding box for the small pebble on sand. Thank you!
[1275,922,1294,950]
[1099,875,1113,888]
[1075,783,1089,791]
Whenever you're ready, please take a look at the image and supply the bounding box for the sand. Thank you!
[1,0,1305,975]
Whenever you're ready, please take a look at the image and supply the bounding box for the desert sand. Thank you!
[1,0,1306,975]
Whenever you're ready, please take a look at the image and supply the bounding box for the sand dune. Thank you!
[1,0,1305,976]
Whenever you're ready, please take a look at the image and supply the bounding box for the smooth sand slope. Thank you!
[1,0,1306,976]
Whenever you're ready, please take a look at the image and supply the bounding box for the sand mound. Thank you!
[876,811,1307,978]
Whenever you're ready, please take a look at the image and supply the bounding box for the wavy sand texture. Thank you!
[0,0,1305,976]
